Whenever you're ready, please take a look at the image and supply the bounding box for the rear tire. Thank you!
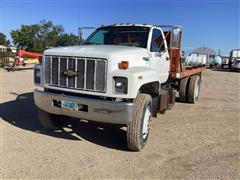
[38,108,64,130]
[179,77,190,102]
[127,93,152,151]
[187,75,201,103]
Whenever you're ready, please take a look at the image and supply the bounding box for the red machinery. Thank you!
[7,50,43,71]
[15,50,43,66]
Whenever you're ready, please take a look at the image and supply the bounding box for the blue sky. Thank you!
[0,0,239,55]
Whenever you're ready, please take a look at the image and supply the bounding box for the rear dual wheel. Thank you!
[187,75,201,103]
[179,77,190,102]
[179,75,201,104]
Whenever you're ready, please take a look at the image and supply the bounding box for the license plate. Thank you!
[61,100,78,111]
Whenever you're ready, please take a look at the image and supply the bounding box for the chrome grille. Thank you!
[44,56,107,92]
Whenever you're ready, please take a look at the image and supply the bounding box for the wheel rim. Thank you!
[194,77,200,98]
[142,106,151,139]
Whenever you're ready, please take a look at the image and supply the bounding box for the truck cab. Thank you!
[34,24,204,151]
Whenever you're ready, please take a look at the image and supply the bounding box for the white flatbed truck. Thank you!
[34,24,206,151]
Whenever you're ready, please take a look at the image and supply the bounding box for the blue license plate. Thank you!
[61,100,78,111]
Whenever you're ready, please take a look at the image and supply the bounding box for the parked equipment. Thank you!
[8,50,42,71]
[229,49,240,69]
[0,47,10,67]
[185,53,207,67]
[221,56,229,69]
[231,58,240,72]
[210,55,222,68]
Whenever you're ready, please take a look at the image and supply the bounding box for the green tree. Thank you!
[11,20,78,53]
[11,24,41,51]
[57,33,79,47]
[0,32,10,46]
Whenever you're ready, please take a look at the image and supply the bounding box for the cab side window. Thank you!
[150,29,166,52]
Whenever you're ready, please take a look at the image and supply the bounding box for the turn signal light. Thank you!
[119,61,129,70]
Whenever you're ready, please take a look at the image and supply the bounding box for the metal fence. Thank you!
[0,48,10,67]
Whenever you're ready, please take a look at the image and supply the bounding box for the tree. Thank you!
[11,24,41,51]
[11,20,78,53]
[57,33,79,47]
[0,32,10,46]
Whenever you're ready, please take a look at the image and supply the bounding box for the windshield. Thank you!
[83,26,150,48]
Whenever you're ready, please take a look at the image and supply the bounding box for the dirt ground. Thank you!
[0,68,239,179]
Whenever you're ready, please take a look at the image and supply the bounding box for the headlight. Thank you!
[34,64,41,85]
[113,77,128,94]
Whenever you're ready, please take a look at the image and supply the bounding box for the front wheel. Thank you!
[127,93,152,151]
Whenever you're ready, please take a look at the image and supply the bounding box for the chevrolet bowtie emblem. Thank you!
[63,69,77,77]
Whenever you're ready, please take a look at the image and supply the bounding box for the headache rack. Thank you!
[156,25,206,79]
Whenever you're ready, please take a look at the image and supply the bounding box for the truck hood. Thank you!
[44,45,148,59]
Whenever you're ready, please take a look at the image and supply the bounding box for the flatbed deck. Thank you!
[169,66,207,79]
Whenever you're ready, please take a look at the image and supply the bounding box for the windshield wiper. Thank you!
[84,42,101,45]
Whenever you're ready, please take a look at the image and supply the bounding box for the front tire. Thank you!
[127,93,152,151]
[38,108,64,130]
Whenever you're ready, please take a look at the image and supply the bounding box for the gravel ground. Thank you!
[0,68,239,179]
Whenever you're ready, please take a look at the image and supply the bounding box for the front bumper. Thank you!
[34,89,134,125]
